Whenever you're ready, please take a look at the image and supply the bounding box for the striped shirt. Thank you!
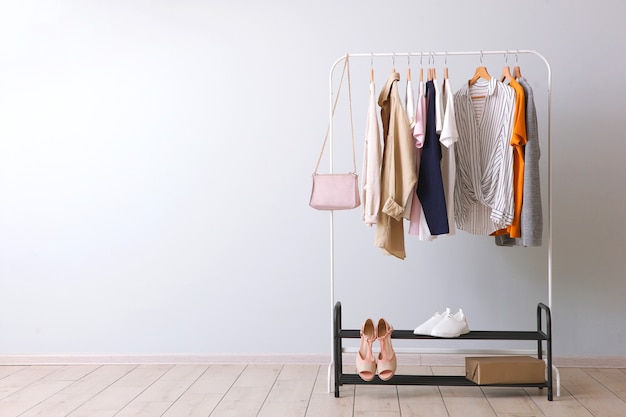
[453,78,515,235]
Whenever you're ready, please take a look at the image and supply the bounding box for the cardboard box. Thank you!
[465,356,546,385]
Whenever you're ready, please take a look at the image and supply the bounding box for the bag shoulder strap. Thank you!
[313,54,356,174]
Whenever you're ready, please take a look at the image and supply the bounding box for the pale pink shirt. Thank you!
[361,81,382,225]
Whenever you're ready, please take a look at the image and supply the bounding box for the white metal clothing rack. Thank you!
[324,50,555,394]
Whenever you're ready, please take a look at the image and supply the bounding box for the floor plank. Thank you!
[208,364,282,417]
[0,366,25,380]
[0,366,60,400]
[160,364,245,417]
[305,366,354,417]
[398,385,450,417]
[257,365,319,417]
[443,396,498,417]
[526,385,595,417]
[0,365,102,416]
[18,365,133,417]
[584,368,626,401]
[354,384,400,414]
[559,367,618,400]
[483,386,544,416]
[67,364,172,417]
[114,364,208,417]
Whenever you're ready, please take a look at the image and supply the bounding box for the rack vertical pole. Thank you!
[326,54,346,392]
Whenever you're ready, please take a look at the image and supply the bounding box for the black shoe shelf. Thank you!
[333,301,553,401]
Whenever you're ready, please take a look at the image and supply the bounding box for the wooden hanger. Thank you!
[427,67,436,81]
[419,67,423,82]
[500,65,513,83]
[406,55,412,82]
[426,53,434,81]
[469,66,490,99]
[512,50,522,79]
[370,68,374,83]
[442,52,449,94]
[469,66,491,86]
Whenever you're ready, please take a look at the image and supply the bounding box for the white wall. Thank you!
[0,1,624,358]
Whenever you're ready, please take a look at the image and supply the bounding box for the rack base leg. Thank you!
[553,364,560,398]
[327,363,332,394]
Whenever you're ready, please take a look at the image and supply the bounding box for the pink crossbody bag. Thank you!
[309,54,360,211]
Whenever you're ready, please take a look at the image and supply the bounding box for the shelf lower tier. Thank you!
[338,373,548,388]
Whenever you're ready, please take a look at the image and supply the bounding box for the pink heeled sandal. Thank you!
[376,318,397,381]
[356,318,377,381]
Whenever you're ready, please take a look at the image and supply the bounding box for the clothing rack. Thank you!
[324,50,555,395]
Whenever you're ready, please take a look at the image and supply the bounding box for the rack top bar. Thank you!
[344,49,539,58]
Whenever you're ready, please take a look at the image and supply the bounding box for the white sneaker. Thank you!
[413,308,450,335]
[430,309,470,338]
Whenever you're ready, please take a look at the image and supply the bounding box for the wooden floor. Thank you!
[0,364,625,416]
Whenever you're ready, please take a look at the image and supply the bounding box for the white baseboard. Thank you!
[0,353,624,368]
